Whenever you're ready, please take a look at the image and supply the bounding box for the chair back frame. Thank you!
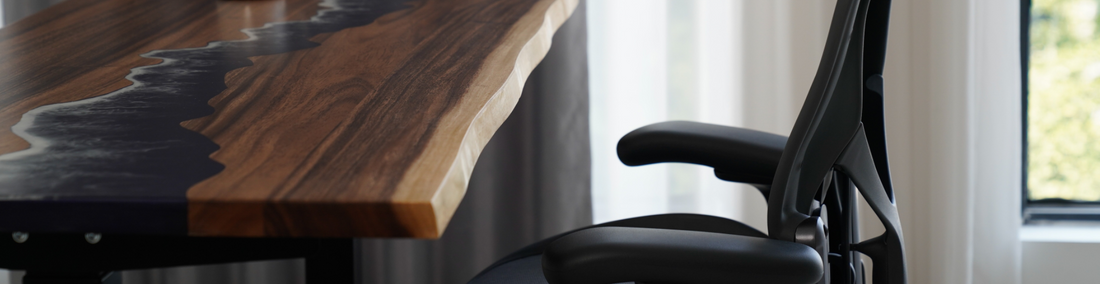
[766,0,905,283]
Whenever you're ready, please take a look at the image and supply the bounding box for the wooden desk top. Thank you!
[0,0,579,238]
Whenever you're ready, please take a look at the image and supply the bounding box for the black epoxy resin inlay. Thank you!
[0,0,407,233]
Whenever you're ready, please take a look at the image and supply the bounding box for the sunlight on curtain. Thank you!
[587,0,751,225]
[585,0,840,236]
[588,1,1027,282]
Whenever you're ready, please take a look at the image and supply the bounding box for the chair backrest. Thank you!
[767,0,904,283]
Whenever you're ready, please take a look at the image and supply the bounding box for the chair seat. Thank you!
[467,213,765,284]
[468,255,640,284]
[468,255,547,284]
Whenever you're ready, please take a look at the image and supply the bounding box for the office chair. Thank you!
[467,0,903,283]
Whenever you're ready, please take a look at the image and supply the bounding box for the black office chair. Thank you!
[468,0,903,283]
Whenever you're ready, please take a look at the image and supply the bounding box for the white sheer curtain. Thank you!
[586,0,833,240]
[883,0,1023,283]
[587,0,1024,283]
[587,0,749,225]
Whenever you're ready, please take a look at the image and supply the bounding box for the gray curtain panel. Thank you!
[2,0,66,26]
[116,2,593,284]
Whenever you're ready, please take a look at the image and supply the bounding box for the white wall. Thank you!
[1023,241,1100,284]
[1021,226,1100,284]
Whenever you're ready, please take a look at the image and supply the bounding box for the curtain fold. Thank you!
[883,0,1023,283]
[585,1,1022,283]
[737,0,1024,283]
[356,3,592,282]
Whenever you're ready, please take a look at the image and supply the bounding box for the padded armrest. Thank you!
[617,121,787,184]
[541,227,822,284]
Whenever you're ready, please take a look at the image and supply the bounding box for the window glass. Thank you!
[1028,0,1100,202]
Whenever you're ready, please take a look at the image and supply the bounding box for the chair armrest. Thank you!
[617,121,787,184]
[541,227,822,284]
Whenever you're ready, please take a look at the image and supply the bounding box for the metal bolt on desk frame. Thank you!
[12,232,28,243]
[85,233,102,244]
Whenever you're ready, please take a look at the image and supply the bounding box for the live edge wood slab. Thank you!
[0,0,579,238]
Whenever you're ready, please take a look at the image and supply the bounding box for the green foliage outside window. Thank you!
[1029,0,1100,201]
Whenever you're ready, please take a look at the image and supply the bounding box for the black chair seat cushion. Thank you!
[469,255,548,284]
[467,213,765,284]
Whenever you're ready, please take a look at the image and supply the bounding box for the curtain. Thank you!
[736,0,1024,283]
[586,1,1023,284]
[355,2,592,283]
[585,0,835,243]
[1,0,66,26]
[586,0,770,230]
[881,0,1023,283]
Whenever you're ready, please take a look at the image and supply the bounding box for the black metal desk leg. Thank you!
[306,238,360,284]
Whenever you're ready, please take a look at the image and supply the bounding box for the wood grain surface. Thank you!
[0,0,580,238]
[0,0,321,154]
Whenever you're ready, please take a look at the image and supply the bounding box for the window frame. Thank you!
[1021,0,1100,223]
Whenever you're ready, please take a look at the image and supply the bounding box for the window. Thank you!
[1025,0,1100,221]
